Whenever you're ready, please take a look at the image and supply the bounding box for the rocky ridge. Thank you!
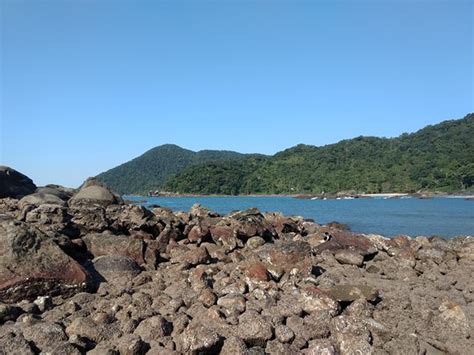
[0,167,472,354]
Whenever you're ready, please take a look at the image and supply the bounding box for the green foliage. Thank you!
[164,114,474,194]
[96,144,254,194]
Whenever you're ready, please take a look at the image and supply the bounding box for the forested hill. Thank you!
[164,114,474,195]
[96,144,255,194]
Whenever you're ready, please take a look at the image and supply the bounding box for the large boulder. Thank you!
[0,218,88,303]
[0,166,36,199]
[35,185,75,201]
[82,232,146,265]
[69,178,123,207]
[19,192,66,208]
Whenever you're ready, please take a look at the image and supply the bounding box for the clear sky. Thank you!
[1,0,473,187]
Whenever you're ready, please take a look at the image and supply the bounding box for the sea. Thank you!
[125,196,474,238]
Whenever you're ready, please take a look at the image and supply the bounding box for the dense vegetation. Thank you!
[96,144,254,194]
[164,114,474,195]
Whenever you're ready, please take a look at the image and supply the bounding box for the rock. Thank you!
[87,344,119,355]
[19,192,66,208]
[334,249,364,266]
[259,240,313,275]
[66,316,105,343]
[0,219,88,303]
[36,185,74,200]
[246,236,266,249]
[237,310,273,347]
[265,340,300,354]
[228,208,270,239]
[19,203,77,238]
[329,315,372,354]
[110,204,161,236]
[33,295,53,312]
[265,212,300,235]
[217,294,246,316]
[83,232,146,265]
[134,315,173,342]
[69,183,122,207]
[188,224,210,243]
[21,321,69,352]
[70,205,110,235]
[189,204,213,218]
[298,285,340,316]
[115,334,148,355]
[0,166,36,199]
[210,225,238,252]
[244,262,270,282]
[275,324,295,343]
[179,322,223,354]
[0,303,23,323]
[313,230,377,257]
[303,339,336,355]
[0,332,35,354]
[220,336,248,355]
[172,246,210,268]
[91,255,141,282]
[435,299,470,337]
[323,285,379,302]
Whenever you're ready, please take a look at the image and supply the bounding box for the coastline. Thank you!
[126,192,474,200]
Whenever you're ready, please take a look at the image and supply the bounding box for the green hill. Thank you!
[164,114,474,195]
[96,144,252,194]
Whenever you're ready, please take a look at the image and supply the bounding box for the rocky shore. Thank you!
[0,166,472,354]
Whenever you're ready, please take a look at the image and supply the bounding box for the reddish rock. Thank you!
[0,219,88,303]
[210,225,238,252]
[265,212,300,235]
[259,240,313,275]
[244,262,270,282]
[312,229,377,256]
[173,246,210,268]
[188,224,210,243]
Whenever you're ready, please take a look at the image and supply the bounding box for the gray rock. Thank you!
[33,295,53,312]
[246,236,266,249]
[0,166,36,199]
[69,183,122,207]
[179,322,223,354]
[217,294,246,316]
[237,310,273,347]
[92,255,141,282]
[335,249,364,266]
[0,303,24,323]
[133,315,173,342]
[115,334,148,355]
[275,324,295,343]
[220,336,248,355]
[303,339,336,355]
[19,192,66,208]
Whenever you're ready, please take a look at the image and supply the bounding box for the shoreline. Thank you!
[126,192,474,199]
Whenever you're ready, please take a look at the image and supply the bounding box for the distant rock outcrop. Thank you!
[69,178,123,207]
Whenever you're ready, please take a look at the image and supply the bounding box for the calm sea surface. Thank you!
[125,196,474,238]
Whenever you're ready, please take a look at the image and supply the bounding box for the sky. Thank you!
[1,0,473,187]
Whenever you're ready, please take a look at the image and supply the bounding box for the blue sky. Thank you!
[1,0,473,187]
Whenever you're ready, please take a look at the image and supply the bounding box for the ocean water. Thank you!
[125,196,474,238]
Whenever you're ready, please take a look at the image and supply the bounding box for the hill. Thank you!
[164,114,474,195]
[96,144,252,194]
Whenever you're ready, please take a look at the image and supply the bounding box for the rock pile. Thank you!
[0,168,472,354]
